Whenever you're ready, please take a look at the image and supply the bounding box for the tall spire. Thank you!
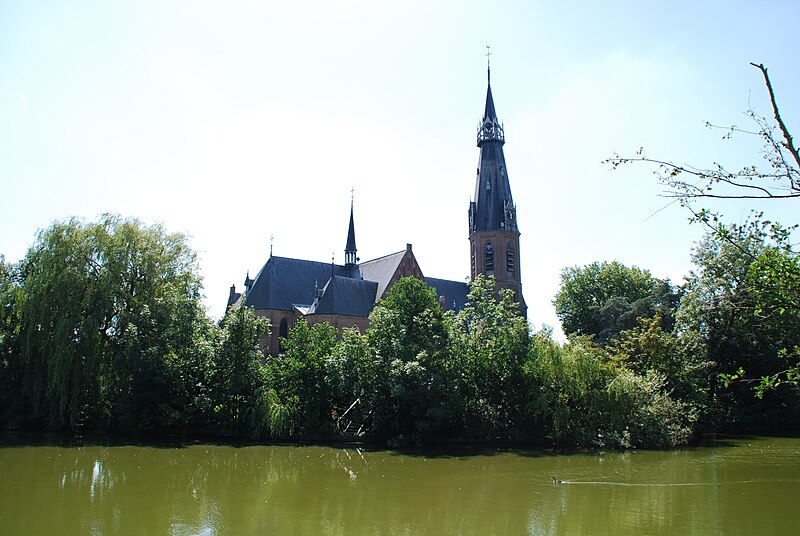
[344,189,358,267]
[467,60,525,314]
[470,69,515,234]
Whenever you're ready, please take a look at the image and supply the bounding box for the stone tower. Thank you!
[468,67,526,315]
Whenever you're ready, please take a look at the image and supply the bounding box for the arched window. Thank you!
[506,243,515,273]
[279,318,289,339]
[278,318,289,353]
[485,243,494,273]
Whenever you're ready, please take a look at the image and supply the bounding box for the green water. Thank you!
[1,436,798,535]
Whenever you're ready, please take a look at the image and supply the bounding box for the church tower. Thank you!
[468,66,526,314]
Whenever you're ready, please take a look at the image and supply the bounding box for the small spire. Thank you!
[345,190,358,266]
[477,48,503,146]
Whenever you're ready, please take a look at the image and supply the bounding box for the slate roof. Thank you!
[483,80,498,125]
[234,251,469,319]
[426,277,469,313]
[345,207,357,255]
[359,250,407,301]
[471,79,516,234]
[309,276,378,317]
[242,256,353,311]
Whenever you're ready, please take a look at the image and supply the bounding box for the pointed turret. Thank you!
[468,65,526,315]
[477,76,504,146]
[344,198,361,278]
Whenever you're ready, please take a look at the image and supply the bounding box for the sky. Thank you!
[1,0,798,337]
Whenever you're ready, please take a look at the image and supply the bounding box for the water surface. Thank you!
[1,435,798,535]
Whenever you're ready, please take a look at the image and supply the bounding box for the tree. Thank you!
[211,304,270,437]
[271,318,338,435]
[553,261,678,344]
[609,315,711,405]
[17,215,208,431]
[0,256,26,427]
[606,63,799,395]
[526,332,697,449]
[677,227,800,429]
[365,276,452,445]
[450,275,530,440]
[326,326,372,431]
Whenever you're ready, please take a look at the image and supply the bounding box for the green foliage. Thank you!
[10,209,797,445]
[525,335,615,445]
[365,277,453,445]
[0,256,27,427]
[677,225,800,428]
[450,275,530,440]
[326,326,372,427]
[211,304,270,437]
[525,335,696,448]
[554,261,677,344]
[610,315,712,405]
[607,64,800,403]
[269,318,338,435]
[17,215,208,431]
[606,371,697,449]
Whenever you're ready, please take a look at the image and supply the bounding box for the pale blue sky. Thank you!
[1,1,798,336]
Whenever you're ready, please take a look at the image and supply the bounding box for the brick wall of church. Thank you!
[252,307,370,356]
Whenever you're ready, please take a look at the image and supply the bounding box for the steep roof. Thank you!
[235,250,468,318]
[242,256,352,311]
[309,276,378,317]
[483,80,498,123]
[345,205,357,256]
[470,77,518,235]
[359,250,407,301]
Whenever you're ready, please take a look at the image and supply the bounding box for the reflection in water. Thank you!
[0,437,798,535]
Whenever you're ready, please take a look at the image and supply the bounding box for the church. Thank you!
[227,68,525,355]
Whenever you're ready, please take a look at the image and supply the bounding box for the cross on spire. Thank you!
[485,45,491,82]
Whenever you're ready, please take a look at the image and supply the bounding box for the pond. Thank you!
[1,435,798,535]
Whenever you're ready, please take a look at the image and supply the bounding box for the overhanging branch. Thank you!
[751,62,800,182]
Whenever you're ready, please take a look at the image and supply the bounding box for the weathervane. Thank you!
[269,234,274,257]
[351,186,355,208]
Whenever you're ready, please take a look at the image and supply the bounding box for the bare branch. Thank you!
[751,62,800,176]
[603,156,800,200]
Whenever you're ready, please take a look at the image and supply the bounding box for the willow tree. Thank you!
[19,215,207,431]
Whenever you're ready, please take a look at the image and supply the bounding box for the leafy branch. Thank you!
[607,63,800,397]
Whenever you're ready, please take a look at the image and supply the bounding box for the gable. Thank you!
[360,245,424,302]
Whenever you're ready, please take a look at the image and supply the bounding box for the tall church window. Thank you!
[279,318,289,353]
[485,243,494,273]
[506,244,515,273]
[279,318,289,339]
